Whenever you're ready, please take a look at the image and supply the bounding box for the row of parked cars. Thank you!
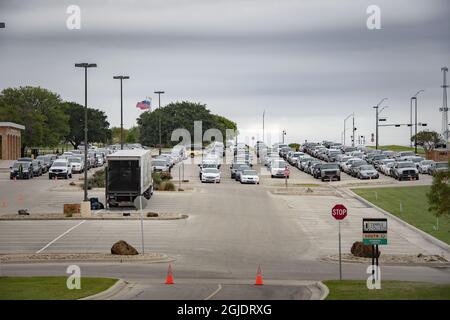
[10,147,111,180]
[151,145,188,173]
[257,142,291,179]
[300,142,448,181]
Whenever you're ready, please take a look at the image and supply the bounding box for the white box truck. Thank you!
[105,149,153,207]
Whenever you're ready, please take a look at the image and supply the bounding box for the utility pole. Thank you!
[412,90,424,154]
[282,129,286,144]
[440,67,449,149]
[262,110,265,143]
[113,75,130,150]
[410,97,413,147]
[352,114,356,147]
[75,63,97,202]
[343,113,353,146]
[154,90,165,155]
[373,98,388,150]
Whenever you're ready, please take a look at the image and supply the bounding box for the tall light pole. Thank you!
[113,75,130,150]
[154,90,165,155]
[282,129,286,144]
[262,110,265,143]
[75,63,97,202]
[343,113,354,146]
[373,98,388,149]
[412,90,424,154]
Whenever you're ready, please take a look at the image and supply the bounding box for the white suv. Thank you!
[270,159,288,178]
[49,159,72,179]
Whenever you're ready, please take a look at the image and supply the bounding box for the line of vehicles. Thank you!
[257,140,448,182]
[9,147,109,180]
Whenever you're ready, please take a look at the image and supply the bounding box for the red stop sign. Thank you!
[332,204,347,220]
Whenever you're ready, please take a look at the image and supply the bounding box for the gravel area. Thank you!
[0,212,188,220]
[322,253,449,266]
[0,252,172,264]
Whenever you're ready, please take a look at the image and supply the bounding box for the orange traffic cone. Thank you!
[255,265,264,285]
[165,264,174,284]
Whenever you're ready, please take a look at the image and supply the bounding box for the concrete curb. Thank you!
[80,279,127,300]
[346,188,450,255]
[0,214,189,221]
[316,281,329,300]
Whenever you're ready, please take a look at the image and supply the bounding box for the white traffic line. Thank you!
[204,283,222,300]
[36,220,86,253]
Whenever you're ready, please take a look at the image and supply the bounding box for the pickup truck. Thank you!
[391,161,419,181]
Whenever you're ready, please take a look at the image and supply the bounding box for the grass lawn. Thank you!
[0,277,117,300]
[352,186,450,245]
[367,145,425,155]
[324,280,450,300]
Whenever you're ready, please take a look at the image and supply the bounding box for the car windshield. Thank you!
[436,163,449,168]
[203,168,219,173]
[53,161,67,166]
[13,162,27,169]
[421,160,433,165]
[321,164,339,170]
[238,166,250,171]
[273,161,286,168]
[398,162,414,168]
[152,160,167,166]
[382,159,395,164]
[352,161,366,166]
[360,165,374,170]
[69,157,80,163]
[243,170,257,175]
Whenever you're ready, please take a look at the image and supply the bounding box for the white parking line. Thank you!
[36,220,86,253]
[204,283,222,300]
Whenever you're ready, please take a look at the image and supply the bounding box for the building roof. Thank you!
[0,122,25,130]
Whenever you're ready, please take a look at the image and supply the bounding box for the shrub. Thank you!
[82,169,105,189]
[158,181,176,191]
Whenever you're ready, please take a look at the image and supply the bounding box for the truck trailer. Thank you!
[105,149,153,207]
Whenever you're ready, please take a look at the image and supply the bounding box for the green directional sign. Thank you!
[363,218,388,245]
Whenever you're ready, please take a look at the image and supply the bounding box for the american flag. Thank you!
[136,99,151,110]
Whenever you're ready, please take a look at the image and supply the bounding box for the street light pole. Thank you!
[75,63,97,202]
[154,90,165,155]
[262,110,265,143]
[113,75,130,150]
[343,113,353,146]
[373,98,388,150]
[412,90,424,154]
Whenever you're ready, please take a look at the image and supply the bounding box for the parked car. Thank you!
[297,156,313,170]
[235,164,251,181]
[10,161,33,179]
[230,162,246,179]
[391,161,419,181]
[341,158,361,173]
[348,160,368,177]
[380,161,396,176]
[417,160,435,174]
[239,169,260,184]
[68,156,84,173]
[315,163,341,181]
[356,165,379,179]
[201,168,221,183]
[36,155,52,172]
[48,159,73,179]
[270,159,288,178]
[428,161,449,176]
[152,158,171,173]
[32,160,43,176]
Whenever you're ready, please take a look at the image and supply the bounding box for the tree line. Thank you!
[0,86,110,154]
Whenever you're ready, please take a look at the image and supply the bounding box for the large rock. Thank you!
[111,240,139,255]
[351,241,380,258]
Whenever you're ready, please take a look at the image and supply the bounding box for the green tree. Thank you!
[427,160,450,229]
[0,86,69,153]
[62,102,111,149]
[137,101,237,147]
[411,131,441,152]
[125,126,140,143]
[289,143,300,151]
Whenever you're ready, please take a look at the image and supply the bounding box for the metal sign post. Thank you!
[134,196,148,255]
[331,204,347,280]
[363,218,388,283]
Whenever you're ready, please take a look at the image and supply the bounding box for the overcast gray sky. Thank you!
[1,0,449,145]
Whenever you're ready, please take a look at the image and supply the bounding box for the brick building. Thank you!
[0,122,25,160]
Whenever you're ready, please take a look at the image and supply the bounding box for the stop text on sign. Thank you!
[332,204,347,220]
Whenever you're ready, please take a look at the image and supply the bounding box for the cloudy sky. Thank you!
[0,0,449,146]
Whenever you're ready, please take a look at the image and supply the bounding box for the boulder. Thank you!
[351,241,380,258]
[111,240,139,255]
[18,209,29,215]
